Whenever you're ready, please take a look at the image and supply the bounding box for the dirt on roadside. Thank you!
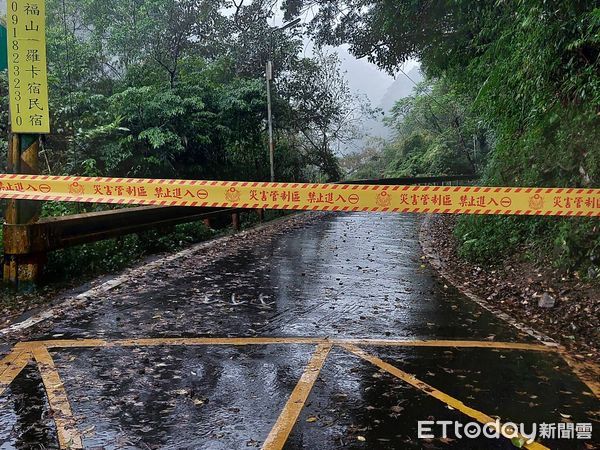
[420,214,600,364]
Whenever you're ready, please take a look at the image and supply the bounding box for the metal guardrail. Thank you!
[342,175,479,185]
[3,206,247,255]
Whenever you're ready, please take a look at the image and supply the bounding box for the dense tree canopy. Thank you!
[382,79,489,176]
[321,1,599,274]
[287,0,599,186]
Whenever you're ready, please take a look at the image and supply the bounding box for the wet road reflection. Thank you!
[29,214,529,342]
[0,365,57,449]
[291,346,597,449]
[0,213,597,449]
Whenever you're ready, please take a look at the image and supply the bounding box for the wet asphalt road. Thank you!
[0,213,598,449]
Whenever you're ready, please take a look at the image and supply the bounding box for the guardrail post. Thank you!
[256,208,265,223]
[232,212,241,231]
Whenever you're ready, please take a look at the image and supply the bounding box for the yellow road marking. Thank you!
[2,338,595,449]
[115,337,321,347]
[334,339,555,352]
[0,350,32,396]
[262,343,332,450]
[31,346,83,449]
[15,337,555,352]
[16,337,322,349]
[342,344,549,450]
[16,339,109,350]
[558,350,600,398]
[1,349,28,374]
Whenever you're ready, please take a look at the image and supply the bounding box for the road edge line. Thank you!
[419,215,555,344]
[419,215,600,398]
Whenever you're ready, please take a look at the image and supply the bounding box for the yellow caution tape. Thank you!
[0,175,598,216]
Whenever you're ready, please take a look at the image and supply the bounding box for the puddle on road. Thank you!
[0,345,314,449]
[290,346,599,449]
[1,343,597,449]
[367,346,599,423]
[289,346,508,449]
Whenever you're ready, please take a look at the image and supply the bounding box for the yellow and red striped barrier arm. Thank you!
[0,175,598,216]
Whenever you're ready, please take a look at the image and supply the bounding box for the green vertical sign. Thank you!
[0,20,7,71]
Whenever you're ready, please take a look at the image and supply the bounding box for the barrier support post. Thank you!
[232,212,241,231]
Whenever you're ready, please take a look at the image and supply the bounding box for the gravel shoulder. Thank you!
[420,214,600,364]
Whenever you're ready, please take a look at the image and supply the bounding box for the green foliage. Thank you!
[552,220,600,274]
[382,78,488,177]
[339,142,389,180]
[455,215,600,277]
[0,0,374,284]
[45,221,214,281]
[296,0,599,274]
[30,0,366,185]
[455,216,547,265]
[449,2,600,275]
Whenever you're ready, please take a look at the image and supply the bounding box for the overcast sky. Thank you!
[336,46,419,106]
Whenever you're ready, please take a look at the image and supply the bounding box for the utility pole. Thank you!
[265,18,301,182]
[266,61,275,182]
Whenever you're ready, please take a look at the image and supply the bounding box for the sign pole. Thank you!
[3,0,50,288]
[4,134,43,287]
[266,61,275,182]
[0,19,7,70]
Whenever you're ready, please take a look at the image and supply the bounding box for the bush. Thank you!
[45,221,213,283]
[455,215,600,278]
